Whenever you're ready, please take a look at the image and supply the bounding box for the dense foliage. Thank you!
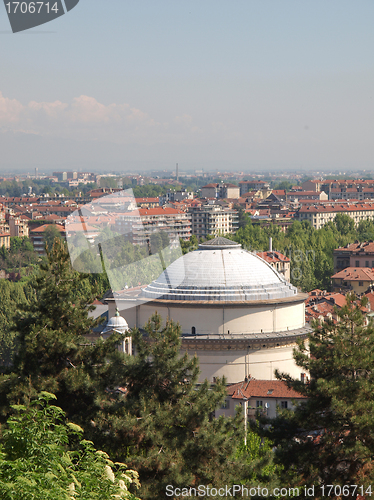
[0,237,39,276]
[267,294,374,496]
[0,239,279,499]
[0,392,141,500]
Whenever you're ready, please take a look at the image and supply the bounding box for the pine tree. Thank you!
[268,293,374,495]
[93,313,260,500]
[0,238,125,426]
[0,238,277,498]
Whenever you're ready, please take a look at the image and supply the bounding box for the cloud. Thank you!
[0,92,165,144]
[0,92,23,123]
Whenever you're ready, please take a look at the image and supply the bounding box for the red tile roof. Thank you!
[299,202,374,213]
[256,251,290,263]
[335,241,374,255]
[228,379,306,400]
[31,224,65,233]
[332,267,374,281]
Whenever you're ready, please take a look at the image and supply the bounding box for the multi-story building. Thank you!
[200,183,240,199]
[333,241,374,273]
[296,201,374,229]
[286,191,328,202]
[188,204,238,238]
[0,232,10,249]
[239,180,270,197]
[331,267,374,294]
[52,171,68,181]
[115,207,191,245]
[30,224,66,255]
[135,197,160,209]
[256,250,291,281]
[9,216,29,238]
[159,189,194,205]
[301,179,374,200]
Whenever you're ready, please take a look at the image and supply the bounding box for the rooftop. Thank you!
[141,237,298,302]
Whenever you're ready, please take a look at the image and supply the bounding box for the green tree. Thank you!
[0,392,141,500]
[0,239,277,499]
[0,280,32,369]
[269,294,374,494]
[43,225,64,251]
[334,213,355,236]
[0,238,125,427]
[94,313,260,500]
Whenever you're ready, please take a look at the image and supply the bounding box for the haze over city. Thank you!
[1,0,374,173]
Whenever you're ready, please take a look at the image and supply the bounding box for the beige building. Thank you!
[188,204,238,238]
[256,250,291,282]
[216,379,307,420]
[331,267,374,294]
[9,216,29,238]
[239,181,270,197]
[200,183,240,199]
[115,207,192,244]
[296,201,374,229]
[106,237,310,384]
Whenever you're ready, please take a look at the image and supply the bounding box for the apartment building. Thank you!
[159,189,194,205]
[331,267,374,294]
[30,224,66,255]
[296,202,374,229]
[188,204,238,238]
[200,183,240,199]
[9,216,29,238]
[115,207,191,245]
[286,191,328,202]
[239,180,270,197]
[333,241,374,273]
[301,179,374,199]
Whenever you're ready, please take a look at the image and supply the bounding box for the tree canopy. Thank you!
[267,294,374,493]
[0,392,141,500]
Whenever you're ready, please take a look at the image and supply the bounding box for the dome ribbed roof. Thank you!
[142,238,297,302]
[102,309,129,334]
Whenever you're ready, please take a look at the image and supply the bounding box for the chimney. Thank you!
[269,237,272,252]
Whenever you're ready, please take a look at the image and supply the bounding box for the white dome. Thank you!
[102,309,129,334]
[142,237,297,302]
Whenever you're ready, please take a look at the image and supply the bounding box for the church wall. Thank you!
[116,301,305,335]
[181,344,303,384]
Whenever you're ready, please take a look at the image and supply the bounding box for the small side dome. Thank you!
[102,308,129,335]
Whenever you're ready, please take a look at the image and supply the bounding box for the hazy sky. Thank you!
[1,0,374,173]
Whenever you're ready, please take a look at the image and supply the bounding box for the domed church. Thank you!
[106,237,310,383]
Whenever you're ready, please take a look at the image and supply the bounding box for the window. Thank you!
[256,400,263,408]
[359,281,363,287]
[366,261,369,267]
[281,401,288,409]
[355,260,359,267]
[191,327,196,335]
[221,399,230,409]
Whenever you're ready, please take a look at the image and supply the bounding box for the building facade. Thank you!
[106,237,310,384]
[188,205,238,238]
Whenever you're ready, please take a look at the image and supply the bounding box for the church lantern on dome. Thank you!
[101,308,132,355]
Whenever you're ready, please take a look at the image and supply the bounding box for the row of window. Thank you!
[220,400,288,410]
